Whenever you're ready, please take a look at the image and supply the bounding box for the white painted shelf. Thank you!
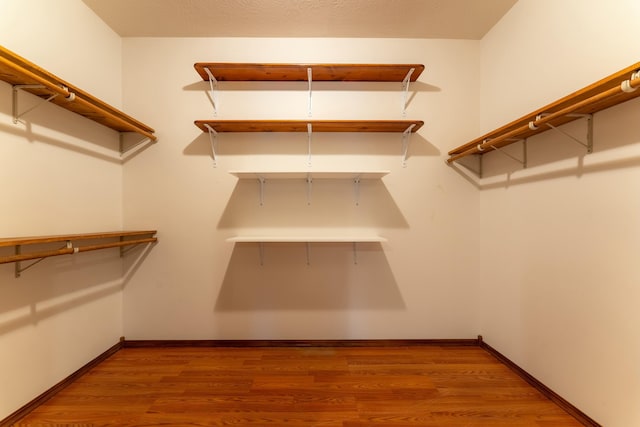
[227,236,387,243]
[229,171,389,180]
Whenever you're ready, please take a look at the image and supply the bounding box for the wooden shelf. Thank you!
[194,63,424,82]
[0,230,157,277]
[447,61,640,164]
[195,120,423,133]
[230,171,389,180]
[0,45,157,142]
[227,236,387,243]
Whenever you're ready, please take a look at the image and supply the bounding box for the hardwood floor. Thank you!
[15,345,584,426]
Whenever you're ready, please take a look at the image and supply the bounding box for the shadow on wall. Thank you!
[217,178,409,229]
[183,130,439,160]
[0,242,153,335]
[215,241,404,311]
[449,97,640,187]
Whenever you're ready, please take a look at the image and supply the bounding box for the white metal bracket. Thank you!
[535,113,593,154]
[353,176,361,206]
[307,67,313,117]
[401,124,415,167]
[482,138,528,169]
[14,241,74,278]
[401,68,415,117]
[119,132,153,156]
[258,176,266,206]
[306,173,313,205]
[12,84,59,124]
[307,123,313,167]
[204,67,219,116]
[203,124,218,167]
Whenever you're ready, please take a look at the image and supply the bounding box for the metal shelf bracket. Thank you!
[307,123,313,167]
[354,176,361,206]
[14,241,74,278]
[533,113,594,154]
[401,124,415,167]
[306,173,313,205]
[258,176,266,206]
[119,132,153,156]
[483,138,528,169]
[203,123,218,167]
[307,67,313,117]
[203,67,219,116]
[12,84,60,124]
[401,68,415,116]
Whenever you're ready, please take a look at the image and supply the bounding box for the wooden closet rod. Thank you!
[0,237,156,265]
[447,73,640,164]
[0,56,157,142]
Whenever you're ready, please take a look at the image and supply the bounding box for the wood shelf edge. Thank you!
[194,119,423,133]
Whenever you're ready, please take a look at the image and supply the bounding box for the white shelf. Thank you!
[227,236,387,243]
[229,171,389,180]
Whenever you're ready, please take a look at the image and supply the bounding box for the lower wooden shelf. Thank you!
[0,230,158,277]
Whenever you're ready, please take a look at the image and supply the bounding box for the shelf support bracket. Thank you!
[204,67,219,116]
[485,138,528,169]
[12,84,59,124]
[401,124,415,168]
[258,176,266,206]
[354,175,361,206]
[538,113,593,154]
[119,132,153,156]
[15,241,74,278]
[307,67,313,117]
[306,173,313,206]
[203,124,218,167]
[401,68,415,117]
[307,123,313,167]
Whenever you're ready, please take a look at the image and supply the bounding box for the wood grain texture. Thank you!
[11,344,588,427]
[447,61,640,160]
[0,45,156,139]
[194,119,423,133]
[194,63,425,82]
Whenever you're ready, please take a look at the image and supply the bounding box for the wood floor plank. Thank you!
[14,345,586,427]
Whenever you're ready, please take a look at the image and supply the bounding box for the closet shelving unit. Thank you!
[194,62,425,260]
[0,45,157,151]
[447,61,640,174]
[0,231,158,278]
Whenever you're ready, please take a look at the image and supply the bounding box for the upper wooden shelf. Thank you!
[447,61,640,164]
[0,45,157,142]
[195,120,423,133]
[194,63,424,82]
[0,230,157,277]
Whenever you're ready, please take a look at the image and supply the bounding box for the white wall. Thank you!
[0,0,126,419]
[121,37,481,340]
[477,1,640,426]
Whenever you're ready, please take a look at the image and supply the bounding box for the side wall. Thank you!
[0,0,126,419]
[477,1,640,426]
[121,38,481,340]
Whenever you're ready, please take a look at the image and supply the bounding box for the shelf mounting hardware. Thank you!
[203,123,218,167]
[306,173,313,205]
[401,67,415,117]
[401,124,415,167]
[532,113,593,154]
[484,138,528,169]
[307,123,313,167]
[354,175,361,206]
[307,67,313,117]
[12,84,60,124]
[14,241,75,278]
[621,70,640,93]
[258,176,266,206]
[119,132,153,156]
[203,67,219,116]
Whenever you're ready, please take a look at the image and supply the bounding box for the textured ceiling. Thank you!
[82,0,517,39]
